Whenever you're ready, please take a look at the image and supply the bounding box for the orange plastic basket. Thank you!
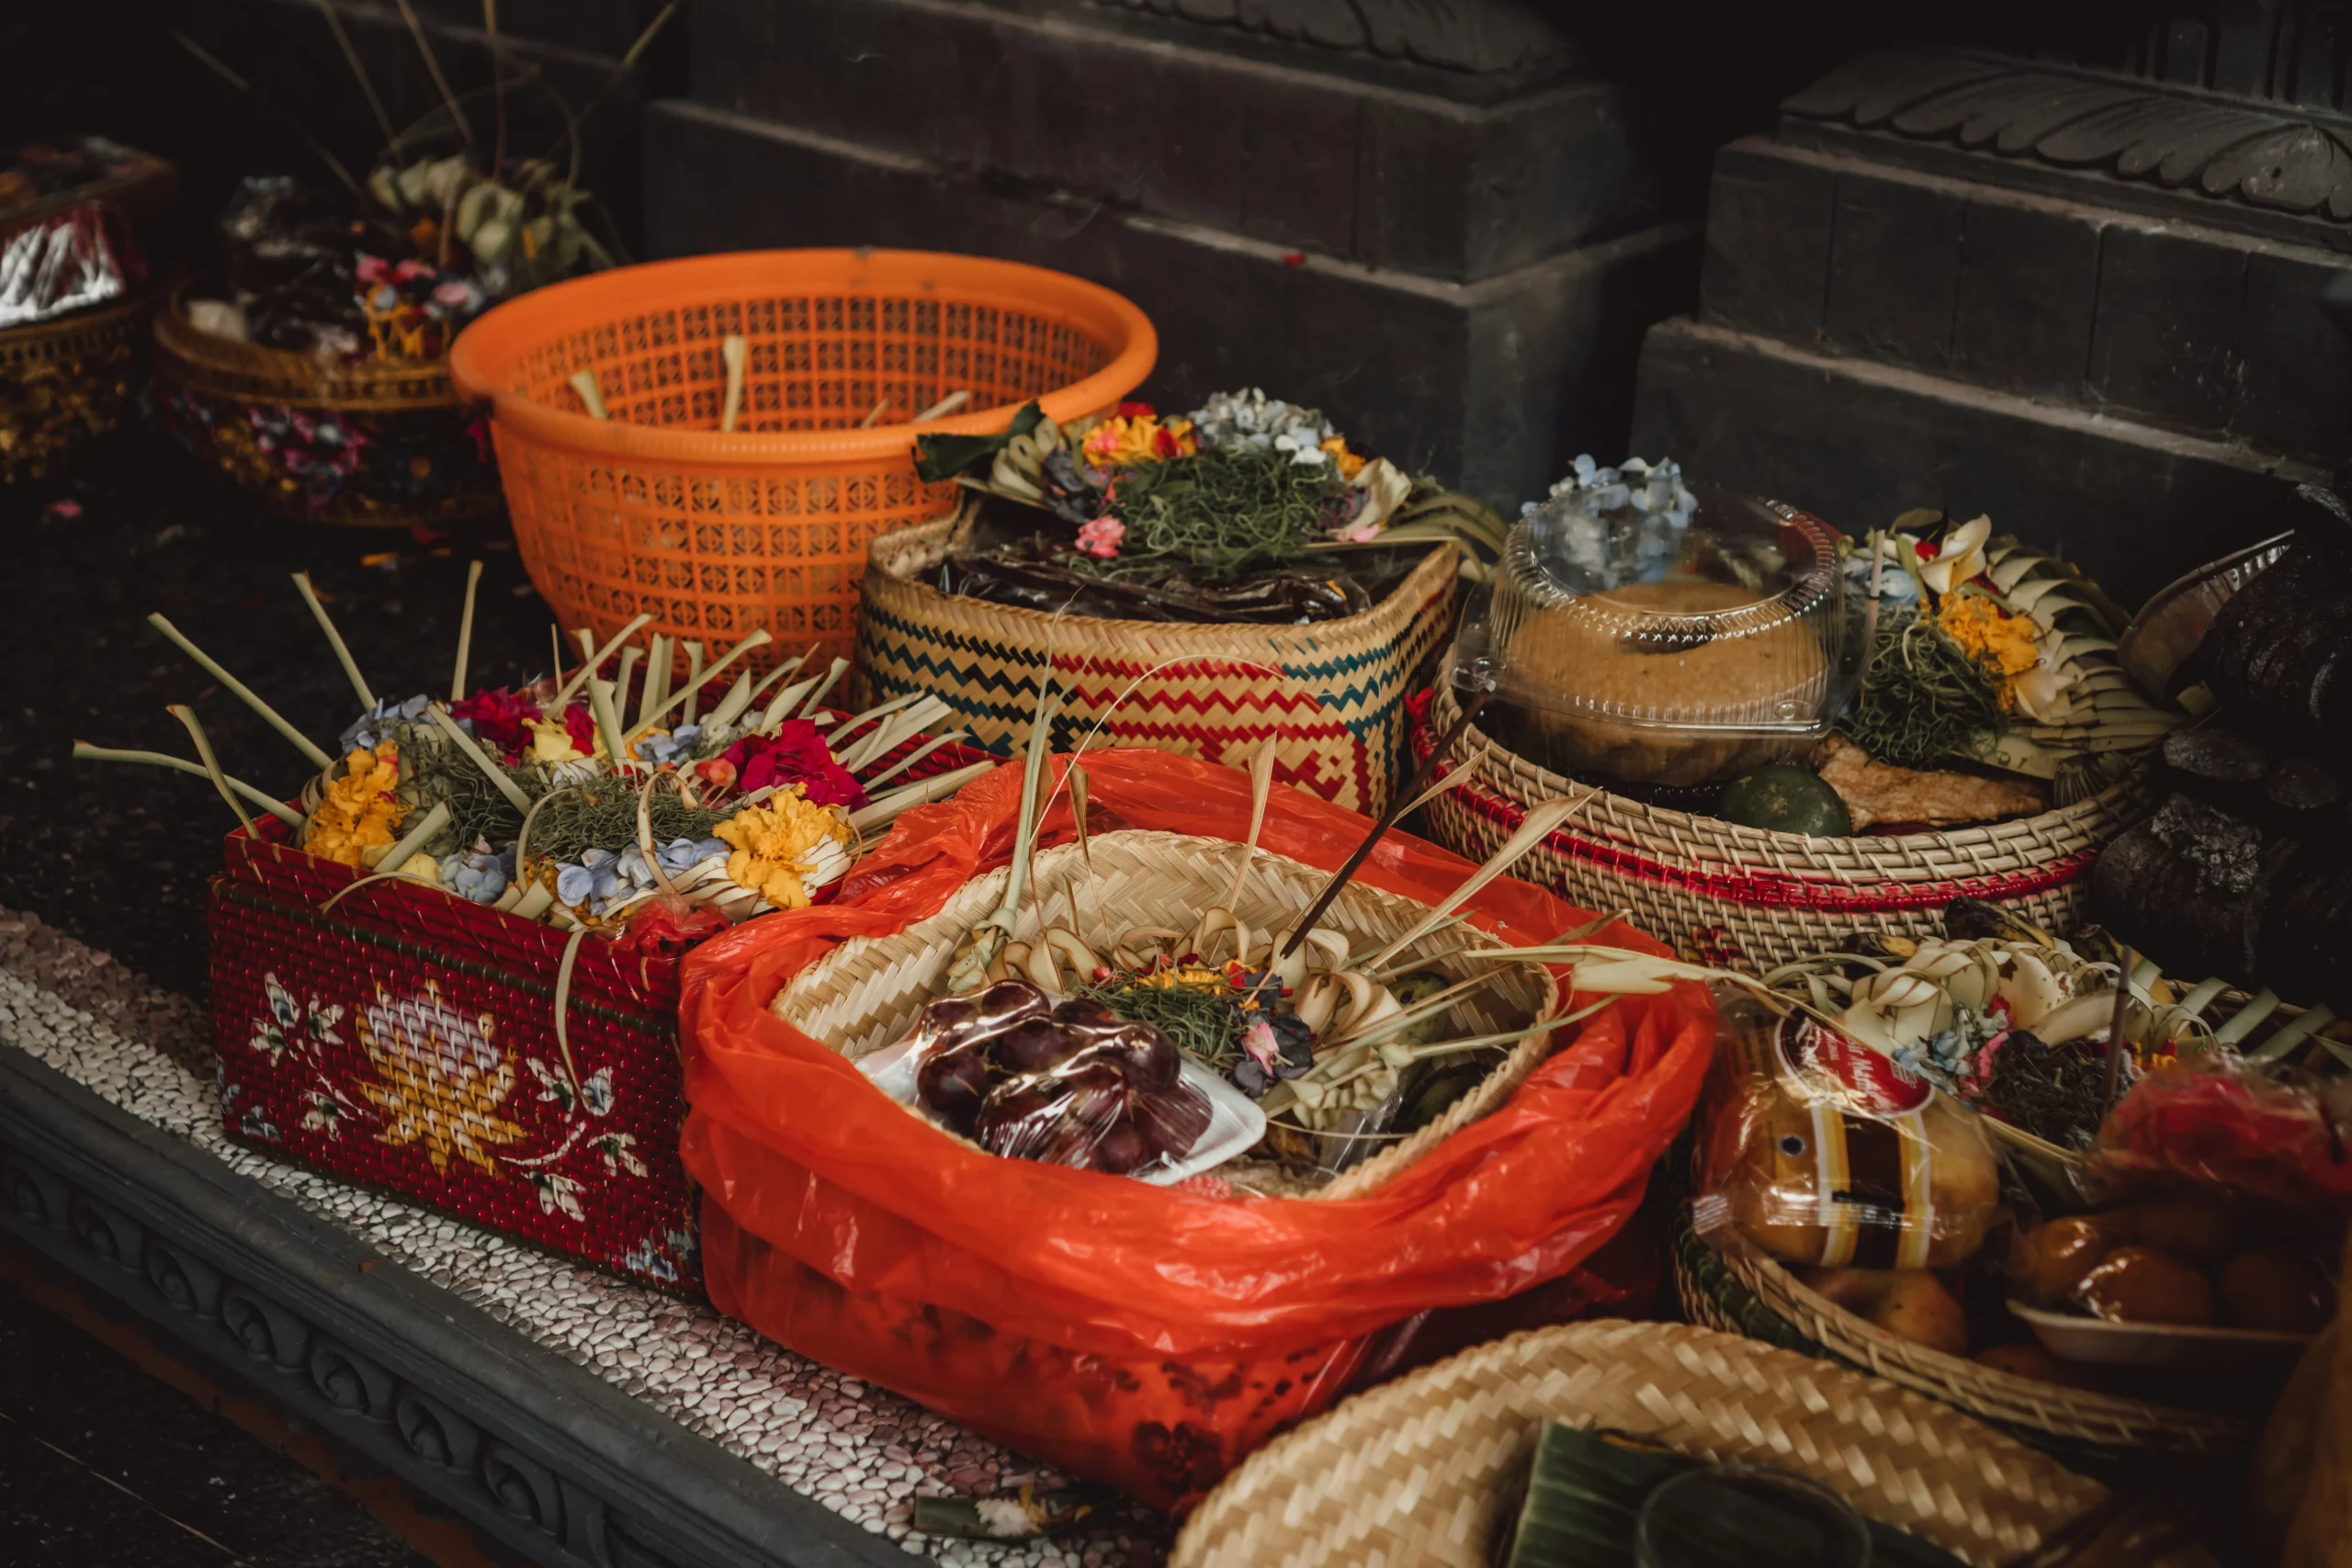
[448,250,1156,665]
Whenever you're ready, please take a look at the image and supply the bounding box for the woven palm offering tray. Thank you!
[74,570,981,1286]
[1423,471,2165,969]
[1168,1320,2217,1568]
[861,389,1506,815]
[768,700,1608,1196]
[1674,900,2345,1472]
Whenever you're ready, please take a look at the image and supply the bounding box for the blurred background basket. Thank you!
[153,288,501,527]
[447,250,1157,668]
[1415,679,2144,973]
[1,286,157,483]
[1169,1318,2118,1568]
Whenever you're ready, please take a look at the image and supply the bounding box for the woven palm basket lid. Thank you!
[771,827,1555,1200]
[1420,679,2143,973]
[1170,1319,2112,1568]
[858,515,1458,817]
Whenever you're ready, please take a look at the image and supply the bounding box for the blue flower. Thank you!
[338,693,433,754]
[556,863,596,907]
[439,846,512,904]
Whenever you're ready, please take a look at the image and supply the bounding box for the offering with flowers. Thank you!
[76,570,989,956]
[911,387,1507,626]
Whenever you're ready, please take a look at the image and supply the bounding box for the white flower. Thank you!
[1917,514,1992,595]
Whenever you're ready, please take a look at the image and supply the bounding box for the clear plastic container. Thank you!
[1452,485,1860,787]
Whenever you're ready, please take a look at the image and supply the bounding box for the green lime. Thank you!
[1715,765,1853,838]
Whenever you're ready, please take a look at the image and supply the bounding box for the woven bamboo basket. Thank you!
[1169,1318,2122,1568]
[1418,678,2145,975]
[857,513,1457,817]
[771,828,1556,1199]
[153,288,501,527]
[0,286,156,482]
[1669,1220,2254,1472]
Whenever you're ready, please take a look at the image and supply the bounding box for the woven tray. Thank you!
[856,510,1457,816]
[209,724,987,1292]
[771,827,1557,1199]
[0,286,155,483]
[153,288,501,527]
[1668,1218,2253,1472]
[1169,1317,2116,1568]
[1417,678,2144,974]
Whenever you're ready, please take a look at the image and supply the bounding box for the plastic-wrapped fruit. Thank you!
[915,1047,993,1136]
[1866,1270,1969,1355]
[973,1081,1062,1157]
[2010,1214,2133,1305]
[995,1018,1082,1076]
[1081,1027,1180,1094]
[1052,996,1122,1031]
[2073,1246,2217,1325]
[1132,1079,1213,1158]
[2220,1247,2333,1333]
[2133,1195,2240,1269]
[1088,1118,1151,1176]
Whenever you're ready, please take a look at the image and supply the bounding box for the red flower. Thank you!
[1116,400,1156,419]
[1151,427,1184,459]
[562,703,599,758]
[451,686,535,756]
[720,719,866,807]
[695,758,739,792]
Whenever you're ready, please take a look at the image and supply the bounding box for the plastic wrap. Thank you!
[2095,1055,2352,1213]
[0,202,143,328]
[1698,988,2001,1270]
[679,749,1713,1506]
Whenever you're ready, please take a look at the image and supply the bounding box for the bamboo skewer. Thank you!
[72,744,304,829]
[168,705,256,838]
[450,559,484,701]
[148,614,333,769]
[682,641,705,725]
[293,573,376,711]
[718,334,747,433]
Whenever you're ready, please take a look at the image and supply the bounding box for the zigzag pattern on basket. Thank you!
[1168,1320,2109,1568]
[857,520,1456,815]
[1412,682,2143,974]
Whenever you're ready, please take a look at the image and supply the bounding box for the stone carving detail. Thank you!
[1096,0,1568,73]
[1787,48,2352,224]
[0,1134,683,1568]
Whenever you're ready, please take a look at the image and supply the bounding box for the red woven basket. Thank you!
[207,727,989,1293]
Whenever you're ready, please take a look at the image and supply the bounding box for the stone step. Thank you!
[646,97,1698,504]
[1695,136,2351,471]
[673,0,1655,285]
[1629,314,2325,609]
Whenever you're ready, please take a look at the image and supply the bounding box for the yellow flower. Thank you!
[1318,436,1367,479]
[1080,413,1197,467]
[304,743,409,867]
[713,786,854,909]
[524,716,600,764]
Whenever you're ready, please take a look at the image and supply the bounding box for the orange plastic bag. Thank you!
[679,749,1713,1506]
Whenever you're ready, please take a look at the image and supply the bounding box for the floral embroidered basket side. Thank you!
[208,719,989,1294]
[210,823,700,1290]
[153,288,502,528]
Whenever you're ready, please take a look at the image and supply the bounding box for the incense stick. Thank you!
[450,558,483,701]
[148,614,333,769]
[1279,689,1490,959]
[292,572,376,710]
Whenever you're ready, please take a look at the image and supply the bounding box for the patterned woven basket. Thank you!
[208,724,986,1293]
[153,288,501,527]
[857,514,1457,816]
[1668,1219,2253,1472]
[1168,1318,2117,1568]
[0,287,156,483]
[1417,678,2145,974]
[771,827,1556,1200]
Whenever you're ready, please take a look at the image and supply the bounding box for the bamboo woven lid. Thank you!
[1169,1319,2109,1568]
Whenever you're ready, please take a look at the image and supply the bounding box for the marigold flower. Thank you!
[712,787,854,910]
[1081,414,1197,468]
[304,743,409,868]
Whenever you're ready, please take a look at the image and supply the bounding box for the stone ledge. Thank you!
[1629,315,2325,607]
[647,97,1698,504]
